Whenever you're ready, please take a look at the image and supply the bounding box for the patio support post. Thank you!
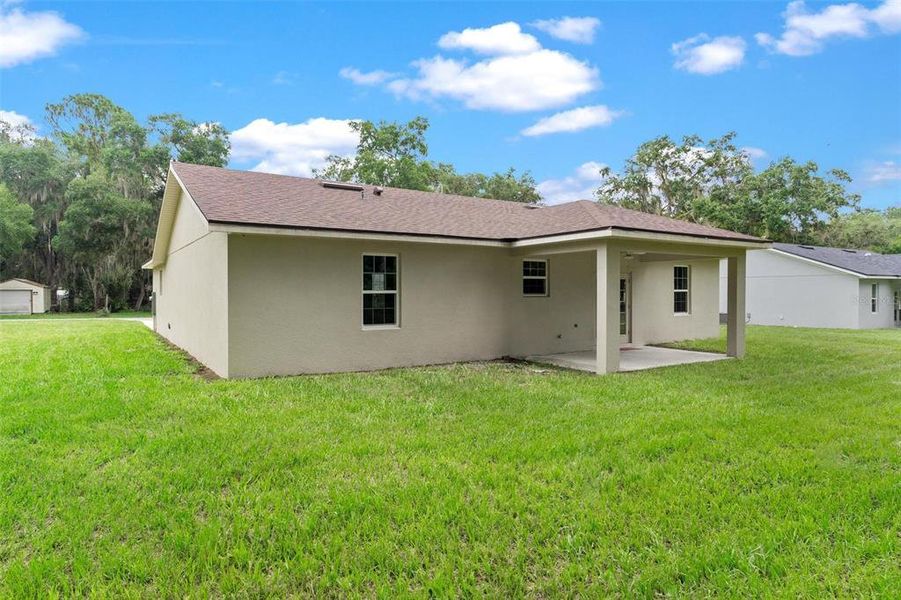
[596,243,621,374]
[726,252,746,358]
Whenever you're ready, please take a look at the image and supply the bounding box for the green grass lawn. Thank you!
[0,322,898,597]
[0,310,150,320]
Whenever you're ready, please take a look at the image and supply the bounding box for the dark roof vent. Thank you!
[841,249,857,253]
[321,181,364,192]
[799,245,815,249]
[524,204,543,209]
[373,186,384,196]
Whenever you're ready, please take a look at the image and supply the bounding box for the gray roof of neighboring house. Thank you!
[773,243,901,277]
[171,162,766,244]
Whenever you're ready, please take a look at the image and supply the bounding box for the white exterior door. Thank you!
[0,289,33,314]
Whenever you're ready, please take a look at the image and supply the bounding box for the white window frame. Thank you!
[673,265,690,316]
[361,253,400,330]
[871,283,878,314]
[522,259,549,297]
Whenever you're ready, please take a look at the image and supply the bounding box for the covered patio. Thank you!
[527,346,730,373]
[511,232,753,374]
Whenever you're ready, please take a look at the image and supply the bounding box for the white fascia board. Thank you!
[512,228,770,250]
[207,222,768,252]
[207,223,509,247]
[142,165,211,270]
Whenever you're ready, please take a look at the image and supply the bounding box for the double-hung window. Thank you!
[673,265,690,314]
[522,260,548,296]
[363,254,398,327]
[871,283,879,313]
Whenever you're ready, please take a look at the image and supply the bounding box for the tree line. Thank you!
[0,94,230,311]
[318,121,898,253]
[596,132,899,252]
[1,97,897,313]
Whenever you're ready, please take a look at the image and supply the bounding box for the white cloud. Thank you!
[339,67,397,86]
[343,21,600,112]
[865,160,901,184]
[0,108,31,128]
[230,117,359,177]
[871,0,901,33]
[741,146,768,160]
[672,34,746,74]
[388,50,599,112]
[0,5,84,68]
[438,22,540,55]
[756,0,900,56]
[521,105,624,137]
[272,71,294,85]
[537,161,607,205]
[531,16,601,44]
[0,108,36,142]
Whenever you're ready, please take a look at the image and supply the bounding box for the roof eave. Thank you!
[143,163,210,269]
[208,220,769,249]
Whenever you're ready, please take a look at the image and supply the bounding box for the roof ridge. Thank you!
[575,200,608,229]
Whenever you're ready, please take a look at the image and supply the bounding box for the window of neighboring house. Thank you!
[894,290,900,322]
[522,260,548,296]
[674,265,690,314]
[871,283,879,314]
[362,254,398,327]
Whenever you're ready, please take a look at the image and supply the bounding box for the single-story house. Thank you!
[144,162,769,378]
[0,278,52,315]
[719,243,901,329]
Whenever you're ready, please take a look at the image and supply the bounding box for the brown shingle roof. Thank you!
[172,162,765,243]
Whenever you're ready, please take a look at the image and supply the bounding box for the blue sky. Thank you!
[1,0,899,208]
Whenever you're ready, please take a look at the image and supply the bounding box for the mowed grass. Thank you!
[0,311,150,320]
[0,322,898,597]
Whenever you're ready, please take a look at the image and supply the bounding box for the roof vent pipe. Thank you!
[374,187,384,196]
[321,181,364,192]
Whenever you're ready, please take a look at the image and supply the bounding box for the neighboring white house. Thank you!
[719,243,901,329]
[0,278,52,315]
[144,162,768,378]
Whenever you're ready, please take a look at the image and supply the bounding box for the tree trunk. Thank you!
[134,282,146,311]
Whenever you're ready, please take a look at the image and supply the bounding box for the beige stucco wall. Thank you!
[167,189,208,253]
[629,258,721,346]
[226,235,512,377]
[508,250,597,356]
[224,236,726,377]
[0,279,51,313]
[153,191,229,376]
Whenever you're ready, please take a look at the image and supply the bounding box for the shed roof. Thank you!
[171,162,766,244]
[773,243,901,277]
[0,278,48,289]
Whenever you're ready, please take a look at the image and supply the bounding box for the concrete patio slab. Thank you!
[527,346,730,373]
